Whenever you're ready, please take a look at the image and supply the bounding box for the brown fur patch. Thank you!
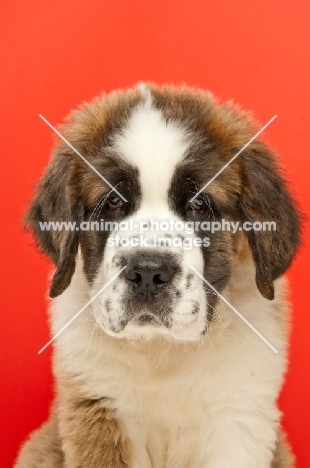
[25,87,143,297]
[15,400,132,468]
[14,407,63,468]
[152,84,300,299]
[57,383,132,468]
[271,430,296,468]
[54,361,134,467]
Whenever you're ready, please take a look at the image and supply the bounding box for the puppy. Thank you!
[16,83,300,468]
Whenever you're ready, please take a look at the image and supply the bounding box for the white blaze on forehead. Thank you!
[112,93,191,206]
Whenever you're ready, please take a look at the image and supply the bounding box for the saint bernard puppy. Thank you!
[16,83,300,468]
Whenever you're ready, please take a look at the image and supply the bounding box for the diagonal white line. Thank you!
[190,266,278,353]
[39,114,128,202]
[38,266,127,354]
[190,115,277,202]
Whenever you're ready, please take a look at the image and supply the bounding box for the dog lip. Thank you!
[134,313,162,326]
[116,311,172,330]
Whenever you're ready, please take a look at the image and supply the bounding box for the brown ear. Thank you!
[25,145,83,297]
[239,142,301,300]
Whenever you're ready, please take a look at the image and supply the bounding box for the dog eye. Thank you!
[106,196,123,211]
[187,198,206,214]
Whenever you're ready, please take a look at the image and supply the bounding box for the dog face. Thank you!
[26,83,300,342]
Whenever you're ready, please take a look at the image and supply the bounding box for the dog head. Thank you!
[26,83,300,342]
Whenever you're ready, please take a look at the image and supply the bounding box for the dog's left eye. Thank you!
[106,196,123,211]
[187,198,206,214]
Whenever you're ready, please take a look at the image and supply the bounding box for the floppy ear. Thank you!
[25,146,83,298]
[239,142,301,300]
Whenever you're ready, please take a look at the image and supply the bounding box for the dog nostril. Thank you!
[153,273,167,286]
[127,272,142,285]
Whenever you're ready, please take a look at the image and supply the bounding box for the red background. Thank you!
[1,1,310,466]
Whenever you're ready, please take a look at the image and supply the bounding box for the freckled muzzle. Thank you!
[112,251,182,330]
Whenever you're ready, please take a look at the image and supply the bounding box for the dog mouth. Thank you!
[132,312,171,327]
[117,310,172,331]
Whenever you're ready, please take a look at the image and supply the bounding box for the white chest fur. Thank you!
[51,259,289,468]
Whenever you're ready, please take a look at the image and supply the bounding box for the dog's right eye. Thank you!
[105,196,123,211]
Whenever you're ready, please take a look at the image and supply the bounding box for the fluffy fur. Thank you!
[16,83,300,467]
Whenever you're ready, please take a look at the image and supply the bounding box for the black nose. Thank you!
[125,255,174,300]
